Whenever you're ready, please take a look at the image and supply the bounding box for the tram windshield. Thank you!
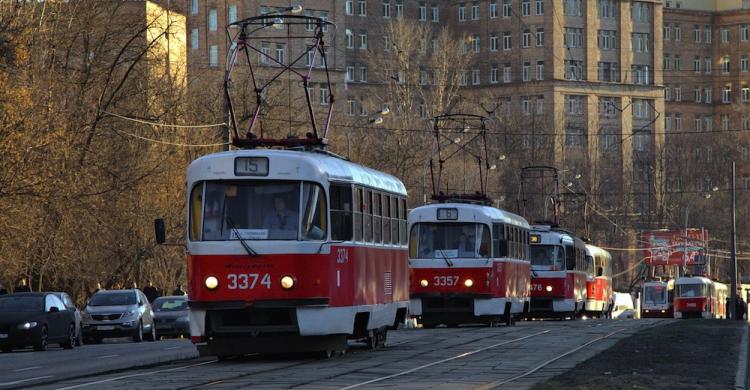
[409,223,490,259]
[192,180,327,241]
[676,283,706,298]
[644,285,667,304]
[529,245,565,269]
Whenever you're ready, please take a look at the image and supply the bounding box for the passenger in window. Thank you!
[264,197,298,239]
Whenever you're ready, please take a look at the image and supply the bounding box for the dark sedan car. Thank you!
[152,296,189,338]
[0,293,77,352]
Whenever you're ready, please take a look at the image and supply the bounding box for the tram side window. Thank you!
[354,187,363,241]
[189,182,204,241]
[391,196,399,245]
[364,189,373,243]
[330,184,353,241]
[492,223,508,257]
[373,192,382,243]
[399,198,408,245]
[565,245,576,270]
[301,183,327,240]
[383,195,391,244]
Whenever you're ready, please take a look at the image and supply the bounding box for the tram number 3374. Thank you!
[227,273,272,289]
[434,276,459,286]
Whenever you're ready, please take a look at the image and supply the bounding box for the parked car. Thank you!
[52,292,82,346]
[152,296,189,338]
[612,292,636,319]
[81,289,156,343]
[0,293,77,352]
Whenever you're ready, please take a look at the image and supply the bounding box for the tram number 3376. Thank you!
[433,276,459,286]
[227,273,272,289]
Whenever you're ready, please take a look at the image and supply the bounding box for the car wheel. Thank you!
[34,326,48,351]
[62,324,75,349]
[133,321,143,343]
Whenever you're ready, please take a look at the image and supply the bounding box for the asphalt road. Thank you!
[1,319,668,390]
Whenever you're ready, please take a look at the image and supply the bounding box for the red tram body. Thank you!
[528,226,589,318]
[185,150,410,356]
[408,204,531,327]
[584,245,613,318]
[674,276,727,319]
[641,279,675,318]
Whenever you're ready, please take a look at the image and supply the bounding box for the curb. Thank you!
[736,324,748,390]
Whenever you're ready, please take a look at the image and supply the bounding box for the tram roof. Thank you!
[186,149,407,195]
[408,203,530,229]
[585,244,611,258]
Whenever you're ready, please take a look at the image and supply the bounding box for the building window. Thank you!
[275,44,285,64]
[419,2,426,20]
[741,55,749,72]
[693,25,701,43]
[722,56,730,74]
[472,69,481,85]
[722,114,729,131]
[536,0,544,15]
[599,0,616,18]
[743,118,750,131]
[359,31,368,49]
[631,65,650,85]
[489,0,498,18]
[346,65,355,81]
[346,0,354,15]
[536,28,544,46]
[360,65,368,82]
[694,87,702,103]
[742,86,749,102]
[563,0,582,16]
[190,0,199,14]
[490,64,499,84]
[598,30,617,50]
[705,87,712,103]
[190,28,199,50]
[565,28,583,48]
[458,2,466,21]
[383,0,391,18]
[472,34,480,52]
[693,56,701,73]
[360,0,368,16]
[705,25,712,43]
[722,27,729,43]
[304,10,314,31]
[565,60,584,80]
[347,99,356,116]
[503,64,511,83]
[346,30,354,48]
[664,25,670,41]
[723,85,732,103]
[209,45,218,67]
[742,24,749,41]
[522,62,530,81]
[705,57,712,74]
[522,96,531,115]
[471,1,479,19]
[396,0,403,17]
[675,25,681,41]
[522,30,531,48]
[674,55,682,71]
[209,9,218,31]
[665,87,671,101]
[490,32,499,51]
[503,32,512,50]
[522,0,530,16]
[432,5,439,21]
[320,11,329,32]
[565,127,585,148]
[503,0,511,17]
[260,42,270,64]
[675,114,682,130]
[320,85,329,105]
[665,115,672,131]
[631,33,650,53]
[536,95,544,114]
[536,61,544,80]
[384,35,390,51]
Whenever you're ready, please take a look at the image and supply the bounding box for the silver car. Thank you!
[52,292,82,346]
[81,289,156,343]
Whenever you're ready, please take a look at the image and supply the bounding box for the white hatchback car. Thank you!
[612,292,636,319]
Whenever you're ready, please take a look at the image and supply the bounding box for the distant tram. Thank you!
[584,244,613,318]
[181,149,410,357]
[641,279,675,318]
[408,203,531,327]
[674,276,727,319]
[528,225,589,318]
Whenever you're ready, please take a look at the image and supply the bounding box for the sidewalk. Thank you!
[532,320,745,390]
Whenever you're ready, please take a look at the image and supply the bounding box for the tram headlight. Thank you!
[420,279,429,287]
[280,275,295,290]
[546,285,553,292]
[464,279,474,288]
[205,276,219,290]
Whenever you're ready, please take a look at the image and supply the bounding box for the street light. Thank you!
[347,106,390,159]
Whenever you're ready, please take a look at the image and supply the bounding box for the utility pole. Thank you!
[731,161,738,320]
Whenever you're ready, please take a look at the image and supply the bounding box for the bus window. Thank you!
[330,184,353,241]
[189,182,204,241]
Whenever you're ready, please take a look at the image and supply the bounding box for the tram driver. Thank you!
[264,197,299,239]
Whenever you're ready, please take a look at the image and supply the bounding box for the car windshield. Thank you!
[89,292,137,306]
[644,285,667,304]
[677,284,706,298]
[0,296,43,312]
[153,298,187,312]
[529,245,565,269]
[195,181,326,241]
[409,223,490,259]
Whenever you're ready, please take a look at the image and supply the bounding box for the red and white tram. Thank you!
[528,225,589,318]
[584,244,613,318]
[674,276,727,319]
[408,203,531,327]
[641,279,675,318]
[181,149,410,356]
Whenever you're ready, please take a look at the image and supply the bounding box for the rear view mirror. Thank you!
[49,307,59,313]
[155,218,166,244]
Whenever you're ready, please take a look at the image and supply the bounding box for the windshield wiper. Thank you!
[221,194,257,257]
[437,249,453,267]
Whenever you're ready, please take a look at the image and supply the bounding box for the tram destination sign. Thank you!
[235,157,269,176]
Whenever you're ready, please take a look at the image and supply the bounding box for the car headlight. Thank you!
[17,322,38,330]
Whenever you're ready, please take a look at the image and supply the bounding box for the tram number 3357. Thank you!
[434,276,459,286]
[227,273,272,289]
